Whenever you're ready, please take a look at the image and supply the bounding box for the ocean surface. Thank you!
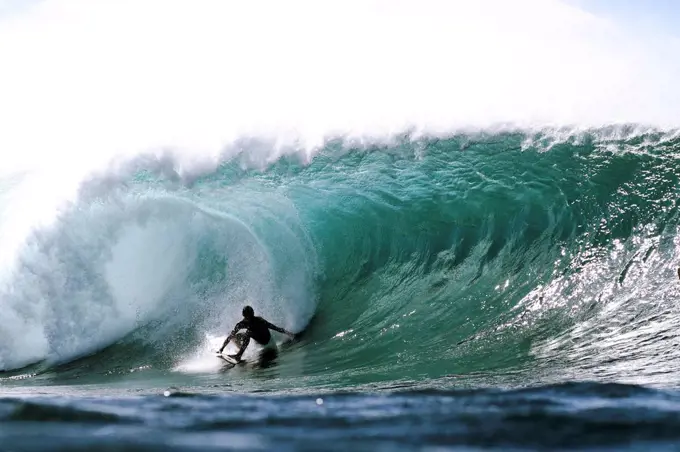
[1,128,680,450]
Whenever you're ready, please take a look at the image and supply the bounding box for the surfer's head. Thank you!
[242,305,255,319]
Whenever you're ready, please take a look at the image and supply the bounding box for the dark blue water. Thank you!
[4,383,680,451]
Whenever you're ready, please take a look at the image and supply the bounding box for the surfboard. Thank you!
[216,352,240,365]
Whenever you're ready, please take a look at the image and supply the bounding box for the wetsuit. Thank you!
[220,316,291,359]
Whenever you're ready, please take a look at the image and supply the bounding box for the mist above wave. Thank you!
[0,0,679,178]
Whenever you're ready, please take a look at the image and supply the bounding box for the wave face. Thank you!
[1,128,680,388]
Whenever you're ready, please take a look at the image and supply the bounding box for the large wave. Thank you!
[1,128,679,388]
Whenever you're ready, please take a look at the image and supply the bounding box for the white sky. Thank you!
[0,0,679,173]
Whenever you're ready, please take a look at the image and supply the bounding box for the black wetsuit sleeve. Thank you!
[219,320,246,352]
[264,320,292,335]
[230,321,246,337]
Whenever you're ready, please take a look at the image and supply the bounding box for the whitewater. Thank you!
[2,0,680,450]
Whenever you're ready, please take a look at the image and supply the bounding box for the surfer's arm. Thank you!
[219,321,245,352]
[265,320,294,337]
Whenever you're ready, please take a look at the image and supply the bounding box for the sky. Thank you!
[3,0,680,36]
[568,0,680,36]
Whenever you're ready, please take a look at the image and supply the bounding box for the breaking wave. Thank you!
[1,128,679,389]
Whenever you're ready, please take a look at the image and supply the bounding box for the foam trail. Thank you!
[175,332,284,374]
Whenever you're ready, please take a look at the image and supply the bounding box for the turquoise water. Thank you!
[1,128,680,449]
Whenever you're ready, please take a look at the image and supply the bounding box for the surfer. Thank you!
[218,306,295,361]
